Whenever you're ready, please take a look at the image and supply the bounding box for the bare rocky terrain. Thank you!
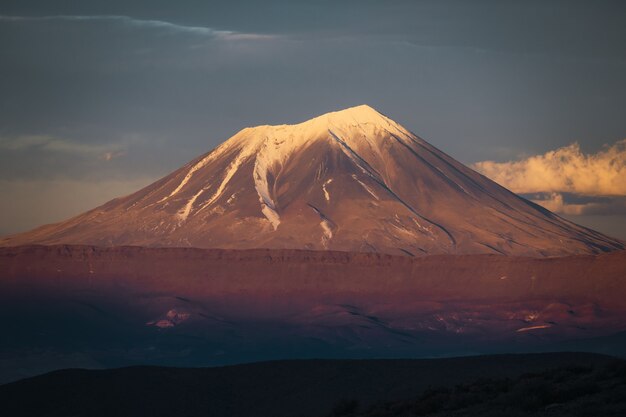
[2,245,626,383]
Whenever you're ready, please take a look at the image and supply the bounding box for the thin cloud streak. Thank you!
[0,14,277,41]
[0,135,125,159]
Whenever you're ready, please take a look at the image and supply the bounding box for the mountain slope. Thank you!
[2,105,623,256]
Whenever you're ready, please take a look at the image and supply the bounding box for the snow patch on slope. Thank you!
[308,204,335,248]
[178,187,208,221]
[254,143,281,230]
[320,220,334,246]
[159,151,220,203]
[249,127,318,230]
[260,204,281,230]
[196,143,257,214]
[322,179,333,201]
[351,174,379,200]
[156,129,255,203]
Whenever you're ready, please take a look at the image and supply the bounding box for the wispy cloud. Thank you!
[473,139,626,196]
[0,15,276,41]
[0,134,125,160]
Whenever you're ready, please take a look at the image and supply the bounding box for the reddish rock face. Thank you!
[2,245,626,341]
[1,245,626,383]
[1,105,623,256]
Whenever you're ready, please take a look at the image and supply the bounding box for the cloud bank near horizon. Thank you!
[473,139,626,217]
[473,139,626,196]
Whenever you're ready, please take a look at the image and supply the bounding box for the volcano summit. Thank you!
[2,105,622,256]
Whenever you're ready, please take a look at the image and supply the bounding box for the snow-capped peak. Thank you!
[309,104,391,127]
[152,105,417,230]
[234,104,411,146]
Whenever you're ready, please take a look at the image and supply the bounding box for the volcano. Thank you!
[2,105,622,256]
[2,106,626,384]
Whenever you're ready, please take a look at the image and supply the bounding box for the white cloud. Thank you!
[473,139,626,196]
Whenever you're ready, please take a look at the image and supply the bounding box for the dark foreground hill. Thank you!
[1,353,623,417]
[350,356,626,417]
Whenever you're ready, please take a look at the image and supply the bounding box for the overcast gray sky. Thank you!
[1,0,625,239]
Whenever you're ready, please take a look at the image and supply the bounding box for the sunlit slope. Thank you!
[2,105,623,256]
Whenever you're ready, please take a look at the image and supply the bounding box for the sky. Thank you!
[1,0,625,239]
